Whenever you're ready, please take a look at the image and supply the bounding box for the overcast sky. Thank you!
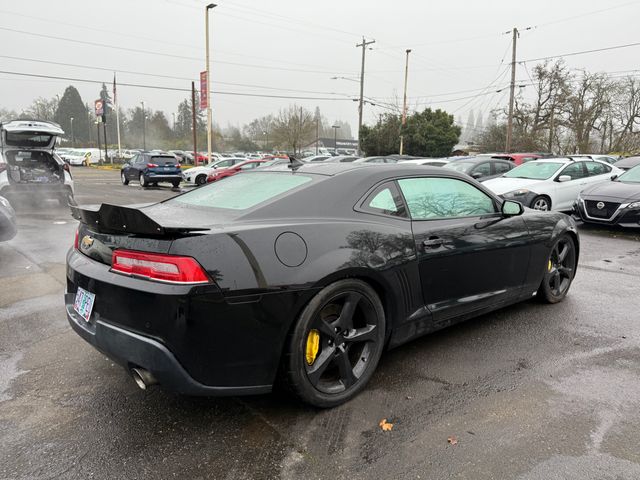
[0,0,637,133]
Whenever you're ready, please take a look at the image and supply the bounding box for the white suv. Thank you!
[483,158,623,211]
[0,120,75,206]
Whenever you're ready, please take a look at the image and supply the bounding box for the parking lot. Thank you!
[2,166,640,480]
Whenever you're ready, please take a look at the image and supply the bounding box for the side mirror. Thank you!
[502,200,524,216]
[611,174,618,181]
[557,175,572,182]
[471,172,483,179]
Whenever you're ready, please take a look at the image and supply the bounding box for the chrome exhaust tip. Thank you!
[130,367,157,390]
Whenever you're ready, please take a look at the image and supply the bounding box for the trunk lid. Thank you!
[1,120,64,151]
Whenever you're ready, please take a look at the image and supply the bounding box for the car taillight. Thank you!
[111,250,211,284]
[176,163,181,168]
[147,163,158,168]
[74,227,79,250]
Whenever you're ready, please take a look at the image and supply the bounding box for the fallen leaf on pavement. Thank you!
[447,435,458,446]
[379,419,393,431]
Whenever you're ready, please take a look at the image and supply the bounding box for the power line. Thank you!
[520,40,640,63]
[0,70,354,101]
[0,54,354,98]
[0,26,357,75]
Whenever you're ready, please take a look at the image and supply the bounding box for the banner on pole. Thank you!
[94,99,104,117]
[199,71,208,110]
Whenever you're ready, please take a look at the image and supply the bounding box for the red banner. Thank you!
[200,71,208,110]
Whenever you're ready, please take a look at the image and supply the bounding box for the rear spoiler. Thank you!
[70,203,210,235]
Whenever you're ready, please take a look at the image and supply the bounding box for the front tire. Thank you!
[531,195,551,211]
[538,234,577,303]
[283,279,386,408]
[121,171,129,185]
[139,173,148,188]
[195,174,207,186]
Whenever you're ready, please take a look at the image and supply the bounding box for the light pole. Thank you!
[399,49,411,155]
[332,125,340,154]
[70,117,75,147]
[262,130,268,151]
[205,3,217,162]
[141,101,146,150]
[172,112,176,132]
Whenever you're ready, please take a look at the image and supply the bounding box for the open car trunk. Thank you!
[5,150,64,185]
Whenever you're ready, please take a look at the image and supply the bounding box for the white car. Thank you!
[182,157,246,185]
[0,120,75,205]
[483,158,623,211]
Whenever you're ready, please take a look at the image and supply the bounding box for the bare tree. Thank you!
[271,105,316,154]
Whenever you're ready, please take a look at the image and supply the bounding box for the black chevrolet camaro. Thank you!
[65,162,579,407]
[574,164,640,227]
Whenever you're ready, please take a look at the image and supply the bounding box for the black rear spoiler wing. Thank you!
[70,203,210,235]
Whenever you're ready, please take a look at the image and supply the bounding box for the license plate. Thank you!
[73,287,96,323]
[164,167,170,171]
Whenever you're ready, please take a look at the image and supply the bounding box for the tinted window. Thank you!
[172,172,313,210]
[398,177,496,220]
[471,162,491,177]
[240,162,260,170]
[363,183,406,217]
[585,162,611,176]
[5,132,53,147]
[560,162,587,180]
[444,161,475,173]
[150,156,178,166]
[494,162,512,174]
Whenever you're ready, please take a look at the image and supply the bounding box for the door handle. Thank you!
[422,237,443,248]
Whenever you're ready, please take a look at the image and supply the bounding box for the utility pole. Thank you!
[315,113,319,155]
[205,4,217,164]
[191,81,198,165]
[399,48,412,155]
[141,101,146,150]
[356,37,375,156]
[70,117,75,147]
[505,27,518,153]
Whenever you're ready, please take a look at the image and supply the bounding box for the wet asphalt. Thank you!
[1,167,640,480]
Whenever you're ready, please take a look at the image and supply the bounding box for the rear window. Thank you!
[5,132,53,148]
[171,172,313,210]
[150,156,177,165]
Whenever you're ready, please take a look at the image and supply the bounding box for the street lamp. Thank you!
[70,117,75,147]
[205,3,217,163]
[332,125,340,154]
[172,112,176,131]
[262,130,268,151]
[141,101,146,150]
[400,49,412,155]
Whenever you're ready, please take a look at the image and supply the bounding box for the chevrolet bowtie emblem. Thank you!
[81,235,94,249]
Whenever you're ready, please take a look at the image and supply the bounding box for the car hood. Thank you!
[580,180,640,202]
[482,177,542,195]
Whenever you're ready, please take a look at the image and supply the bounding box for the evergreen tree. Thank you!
[55,86,90,143]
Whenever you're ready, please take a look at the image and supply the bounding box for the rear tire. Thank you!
[282,279,386,408]
[538,234,577,303]
[171,180,180,188]
[195,174,207,186]
[121,171,129,185]
[531,195,551,211]
[139,173,148,188]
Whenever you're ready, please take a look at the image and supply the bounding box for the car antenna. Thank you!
[288,155,304,170]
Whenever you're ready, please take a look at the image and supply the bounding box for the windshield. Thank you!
[171,172,313,210]
[150,156,178,165]
[5,132,54,148]
[618,164,640,183]
[443,162,475,173]
[503,162,564,180]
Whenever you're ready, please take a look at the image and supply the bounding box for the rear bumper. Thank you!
[65,293,270,396]
[0,183,73,199]
[144,173,183,181]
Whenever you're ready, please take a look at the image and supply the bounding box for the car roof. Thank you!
[261,160,463,178]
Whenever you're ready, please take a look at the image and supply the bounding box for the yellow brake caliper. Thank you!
[306,329,320,365]
[548,259,553,272]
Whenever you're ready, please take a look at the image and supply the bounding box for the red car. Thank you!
[490,153,542,165]
[206,159,269,183]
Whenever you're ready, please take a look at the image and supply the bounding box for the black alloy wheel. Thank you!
[283,279,385,407]
[538,234,577,303]
[139,173,148,188]
[195,174,207,186]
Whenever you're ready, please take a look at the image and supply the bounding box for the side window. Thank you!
[522,156,536,163]
[494,162,512,174]
[398,177,496,220]
[559,162,586,180]
[361,182,407,218]
[240,162,258,170]
[471,162,491,177]
[585,162,611,176]
[130,154,138,164]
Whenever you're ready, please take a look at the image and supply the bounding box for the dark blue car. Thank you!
[121,153,182,188]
